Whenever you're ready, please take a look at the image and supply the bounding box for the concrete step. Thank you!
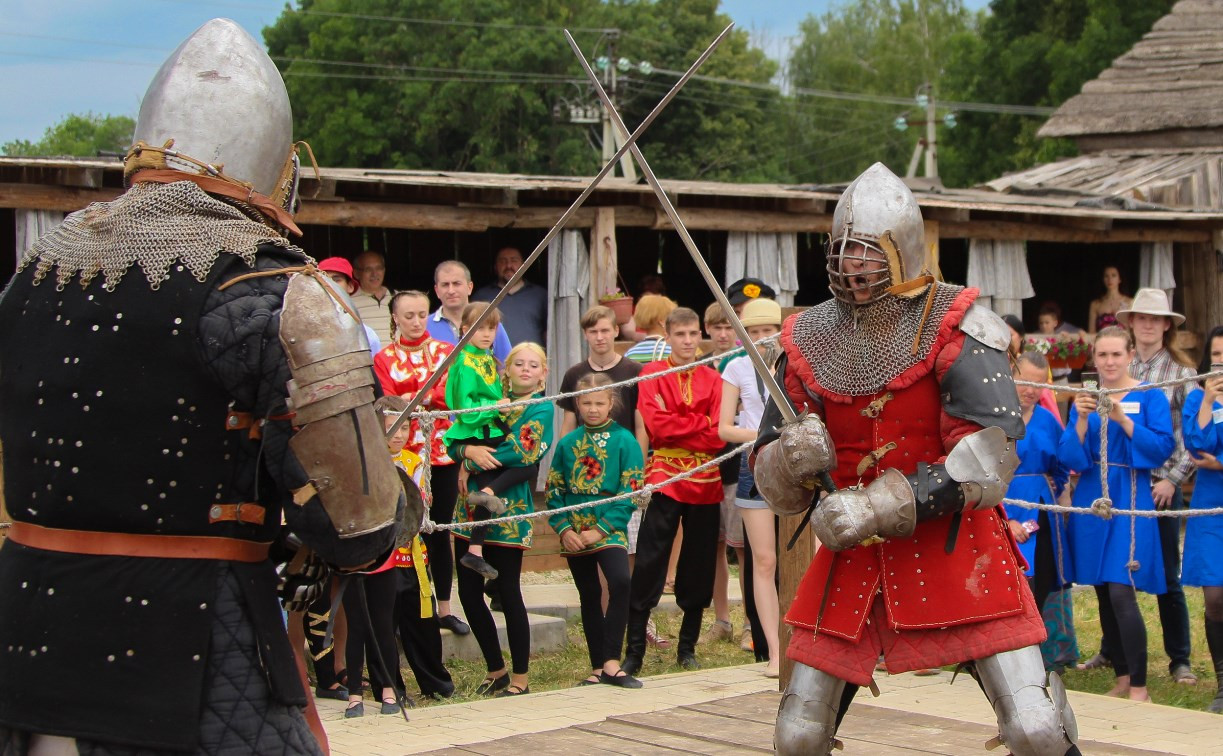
[440,610,568,661]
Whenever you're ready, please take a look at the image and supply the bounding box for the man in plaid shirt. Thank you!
[1119,288,1198,685]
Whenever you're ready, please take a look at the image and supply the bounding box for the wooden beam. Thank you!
[652,207,832,233]
[778,515,816,690]
[924,206,970,223]
[924,220,941,280]
[296,201,515,231]
[590,207,619,303]
[940,218,1212,243]
[0,182,120,212]
[784,197,827,214]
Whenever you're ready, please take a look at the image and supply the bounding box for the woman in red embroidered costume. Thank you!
[373,290,469,637]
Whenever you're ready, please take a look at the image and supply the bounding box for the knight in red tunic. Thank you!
[752,164,1080,756]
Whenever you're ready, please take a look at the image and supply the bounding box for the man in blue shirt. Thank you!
[428,259,511,363]
[473,246,548,347]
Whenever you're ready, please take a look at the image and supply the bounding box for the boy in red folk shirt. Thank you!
[622,308,724,674]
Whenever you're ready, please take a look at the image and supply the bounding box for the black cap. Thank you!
[727,277,776,306]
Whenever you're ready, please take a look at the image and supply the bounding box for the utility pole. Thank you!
[895,82,955,181]
[600,31,637,180]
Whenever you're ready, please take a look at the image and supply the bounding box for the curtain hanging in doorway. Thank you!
[15,210,65,266]
[541,229,589,484]
[1139,242,1175,300]
[967,238,1034,318]
[724,232,799,306]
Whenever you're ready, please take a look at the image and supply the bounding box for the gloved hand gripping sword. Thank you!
[566,30,839,543]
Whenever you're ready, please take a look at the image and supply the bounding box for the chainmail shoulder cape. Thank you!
[783,283,973,397]
[17,180,302,291]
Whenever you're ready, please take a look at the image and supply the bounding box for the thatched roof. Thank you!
[1038,0,1223,143]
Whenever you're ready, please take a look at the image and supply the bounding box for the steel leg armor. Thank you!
[972,646,1078,756]
[775,662,846,755]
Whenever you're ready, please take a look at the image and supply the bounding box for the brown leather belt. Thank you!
[6,522,271,563]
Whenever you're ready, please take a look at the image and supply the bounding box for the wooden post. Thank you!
[590,207,619,303]
[778,512,815,689]
[924,219,942,281]
[1177,240,1223,361]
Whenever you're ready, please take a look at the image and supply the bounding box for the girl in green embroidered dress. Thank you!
[547,373,646,688]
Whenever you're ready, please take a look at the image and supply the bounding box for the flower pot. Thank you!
[1048,356,1069,369]
[1067,353,1089,370]
[601,296,633,325]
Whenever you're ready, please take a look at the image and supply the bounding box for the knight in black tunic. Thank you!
[0,19,403,756]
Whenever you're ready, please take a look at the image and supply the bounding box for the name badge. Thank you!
[1120,401,1141,415]
[1213,407,1223,425]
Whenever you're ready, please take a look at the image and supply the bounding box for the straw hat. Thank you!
[1116,288,1184,327]
[739,297,782,327]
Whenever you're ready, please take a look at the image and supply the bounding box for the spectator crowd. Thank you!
[305,252,1223,717]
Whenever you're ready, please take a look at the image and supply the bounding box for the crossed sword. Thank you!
[386,23,816,491]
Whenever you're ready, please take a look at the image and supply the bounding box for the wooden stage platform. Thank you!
[417,690,1167,755]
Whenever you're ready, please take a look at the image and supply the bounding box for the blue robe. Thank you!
[1182,388,1223,587]
[1004,405,1071,581]
[1057,386,1174,594]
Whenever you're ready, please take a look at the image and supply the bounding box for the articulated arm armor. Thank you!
[280,273,409,569]
[810,426,1019,551]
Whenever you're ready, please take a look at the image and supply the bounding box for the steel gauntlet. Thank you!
[809,468,916,551]
[754,413,837,516]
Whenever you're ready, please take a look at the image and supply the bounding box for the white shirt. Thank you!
[722,355,766,433]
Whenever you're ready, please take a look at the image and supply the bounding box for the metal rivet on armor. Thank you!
[56,439,63,446]
[91,325,99,332]
[46,588,54,596]
[189,406,196,412]
[53,461,60,468]
[73,358,79,364]
[141,599,148,606]
[174,318,182,325]
[993,407,999,412]
[141,504,148,511]
[169,481,177,487]
[147,478,154,485]
[125,596,132,603]
[116,313,122,319]
[919,581,925,586]
[37,398,44,405]
[982,378,988,384]
[20,582,27,589]
[210,505,222,519]
[193,654,201,661]
[159,493,167,500]
[916,569,921,573]
[64,320,71,326]
[63,357,70,364]
[107,655,115,662]
[985,589,989,594]
[126,649,134,657]
[162,449,169,455]
[228,416,238,427]
[171,329,178,335]
[858,594,863,598]
[200,603,208,610]
[30,430,37,437]
[75,441,82,448]
[831,602,836,607]
[66,496,73,502]
[180,438,188,445]
[40,646,47,653]
[176,451,183,458]
[172,416,179,422]
[1005,570,1010,575]
[177,399,185,405]
[82,405,90,412]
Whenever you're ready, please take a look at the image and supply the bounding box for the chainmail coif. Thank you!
[18,181,301,292]
[790,283,963,396]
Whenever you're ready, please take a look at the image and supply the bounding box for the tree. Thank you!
[262,0,785,180]
[938,0,1175,187]
[783,0,978,184]
[2,112,136,158]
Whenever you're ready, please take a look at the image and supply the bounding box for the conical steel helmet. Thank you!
[130,18,292,199]
[826,162,929,304]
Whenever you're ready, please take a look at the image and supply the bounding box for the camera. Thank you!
[1081,371,1099,390]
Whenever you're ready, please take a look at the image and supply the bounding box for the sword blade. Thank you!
[387,24,735,439]
[564,27,797,425]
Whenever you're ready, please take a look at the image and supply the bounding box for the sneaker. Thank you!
[739,629,754,653]
[1076,652,1111,671]
[678,654,700,670]
[460,552,499,580]
[646,618,672,650]
[466,490,507,515]
[699,619,733,645]
[1171,663,1198,685]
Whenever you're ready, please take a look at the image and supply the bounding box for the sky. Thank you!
[0,0,988,146]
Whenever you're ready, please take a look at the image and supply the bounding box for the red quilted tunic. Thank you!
[777,288,1045,680]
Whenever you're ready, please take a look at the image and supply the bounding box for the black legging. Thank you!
[425,462,459,604]
[1095,582,1147,687]
[454,539,530,674]
[341,569,401,695]
[393,568,455,699]
[568,548,631,669]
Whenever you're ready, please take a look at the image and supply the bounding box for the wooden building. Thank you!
[988,0,1223,337]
